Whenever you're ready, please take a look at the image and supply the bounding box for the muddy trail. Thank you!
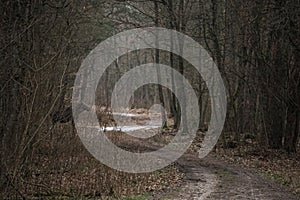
[102,111,298,199]
[116,137,298,200]
[149,153,299,200]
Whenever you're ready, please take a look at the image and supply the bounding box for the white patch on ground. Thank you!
[97,125,160,133]
[112,112,142,117]
[92,112,162,138]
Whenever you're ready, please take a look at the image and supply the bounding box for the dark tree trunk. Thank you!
[154,1,167,128]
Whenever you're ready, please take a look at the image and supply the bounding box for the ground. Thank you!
[111,131,299,200]
[150,153,299,200]
[4,110,298,199]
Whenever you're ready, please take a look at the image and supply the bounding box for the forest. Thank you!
[0,0,299,199]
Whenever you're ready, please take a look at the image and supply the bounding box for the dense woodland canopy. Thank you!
[0,0,299,198]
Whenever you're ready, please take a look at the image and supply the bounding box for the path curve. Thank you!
[101,112,299,200]
[150,153,299,200]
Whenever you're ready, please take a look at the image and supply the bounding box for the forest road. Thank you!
[149,152,299,200]
[112,118,298,200]
[118,136,299,200]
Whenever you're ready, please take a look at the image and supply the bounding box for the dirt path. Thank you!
[149,153,299,200]
[105,111,298,200]
[154,154,219,200]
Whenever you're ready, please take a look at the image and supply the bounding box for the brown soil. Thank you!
[113,132,300,200]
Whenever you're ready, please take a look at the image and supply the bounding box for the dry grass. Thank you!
[2,124,183,199]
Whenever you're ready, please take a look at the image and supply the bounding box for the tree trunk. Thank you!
[154,1,167,128]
